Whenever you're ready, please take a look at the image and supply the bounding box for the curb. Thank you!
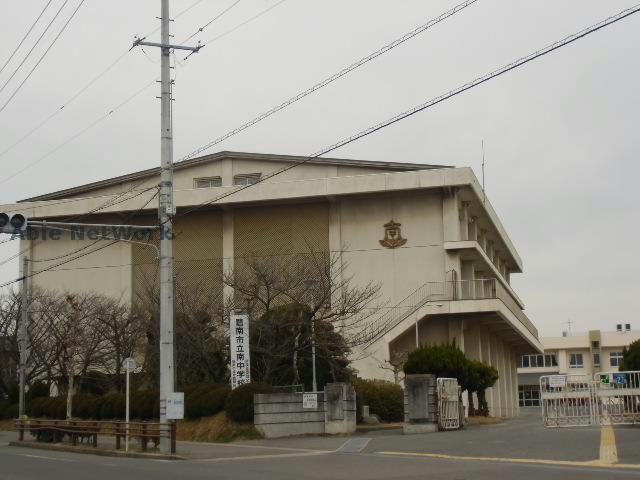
[8,441,185,460]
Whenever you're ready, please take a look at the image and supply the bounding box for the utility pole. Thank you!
[18,257,29,419]
[132,0,199,454]
[304,279,318,393]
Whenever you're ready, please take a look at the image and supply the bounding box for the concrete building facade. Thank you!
[517,325,640,407]
[3,151,542,417]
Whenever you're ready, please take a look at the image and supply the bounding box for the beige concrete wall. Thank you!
[338,191,445,308]
[27,228,132,300]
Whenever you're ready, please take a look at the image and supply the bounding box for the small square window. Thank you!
[233,173,261,186]
[592,341,600,349]
[569,353,584,368]
[194,177,222,189]
[610,352,623,367]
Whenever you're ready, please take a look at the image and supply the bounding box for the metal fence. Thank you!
[593,371,640,425]
[540,372,640,428]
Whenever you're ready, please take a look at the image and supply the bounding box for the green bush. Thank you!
[355,379,404,422]
[99,393,125,419]
[403,342,470,389]
[26,381,49,401]
[130,390,158,420]
[0,401,18,419]
[224,382,275,422]
[621,339,640,371]
[186,384,230,419]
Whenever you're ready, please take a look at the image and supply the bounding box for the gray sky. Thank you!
[0,0,638,337]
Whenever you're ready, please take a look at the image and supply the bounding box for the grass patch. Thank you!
[176,412,262,443]
[466,415,503,425]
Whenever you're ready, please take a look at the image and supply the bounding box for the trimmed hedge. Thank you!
[355,379,404,423]
[185,384,230,419]
[22,384,230,420]
[0,401,18,420]
[224,382,275,422]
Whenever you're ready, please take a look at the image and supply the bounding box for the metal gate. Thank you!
[437,378,461,430]
[540,374,595,427]
[593,371,640,425]
[540,371,640,427]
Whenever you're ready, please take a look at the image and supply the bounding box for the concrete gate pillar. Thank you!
[324,383,356,435]
[403,374,437,434]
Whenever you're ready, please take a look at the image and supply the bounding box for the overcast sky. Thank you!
[0,0,638,337]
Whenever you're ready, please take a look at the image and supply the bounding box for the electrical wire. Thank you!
[0,0,203,161]
[0,0,55,77]
[0,189,159,290]
[0,0,85,114]
[181,0,242,44]
[184,0,286,60]
[175,3,640,220]
[178,0,478,161]
[0,0,69,96]
[0,78,156,186]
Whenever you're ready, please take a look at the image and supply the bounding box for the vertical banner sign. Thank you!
[230,314,251,389]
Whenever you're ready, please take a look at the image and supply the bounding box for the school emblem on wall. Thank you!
[379,220,407,249]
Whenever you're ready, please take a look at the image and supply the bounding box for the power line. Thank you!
[0,189,159,290]
[184,0,287,60]
[0,0,55,77]
[0,185,159,269]
[0,0,203,161]
[181,0,242,44]
[0,0,69,96]
[175,3,640,220]
[0,0,86,114]
[178,0,478,161]
[0,78,156,186]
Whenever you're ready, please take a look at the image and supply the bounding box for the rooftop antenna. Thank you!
[562,318,574,336]
[481,140,486,204]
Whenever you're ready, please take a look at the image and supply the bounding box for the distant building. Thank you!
[4,151,543,417]
[517,325,639,407]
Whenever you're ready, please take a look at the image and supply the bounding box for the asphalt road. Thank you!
[1,415,639,480]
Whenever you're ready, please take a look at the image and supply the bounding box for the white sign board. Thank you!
[302,393,318,409]
[230,314,251,389]
[548,375,566,388]
[166,392,184,420]
[123,357,136,371]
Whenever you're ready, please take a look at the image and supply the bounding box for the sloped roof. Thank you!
[20,151,450,202]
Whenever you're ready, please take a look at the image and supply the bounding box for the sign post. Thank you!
[230,313,251,389]
[123,357,136,452]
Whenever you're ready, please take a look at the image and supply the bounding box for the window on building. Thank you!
[233,173,261,186]
[518,385,541,407]
[569,353,584,369]
[520,356,530,368]
[544,354,558,367]
[593,353,600,367]
[610,352,623,367]
[592,341,600,349]
[194,177,222,189]
[520,354,555,368]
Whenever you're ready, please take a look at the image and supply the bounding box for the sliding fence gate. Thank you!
[437,378,461,430]
[540,371,640,428]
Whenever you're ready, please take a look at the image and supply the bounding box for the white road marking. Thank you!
[196,451,330,462]
[18,453,76,463]
[179,440,325,453]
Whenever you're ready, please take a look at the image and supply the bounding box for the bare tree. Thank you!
[224,247,382,386]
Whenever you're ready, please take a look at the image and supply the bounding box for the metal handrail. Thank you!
[354,278,537,346]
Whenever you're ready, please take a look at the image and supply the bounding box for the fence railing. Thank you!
[15,419,177,454]
[355,278,536,346]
